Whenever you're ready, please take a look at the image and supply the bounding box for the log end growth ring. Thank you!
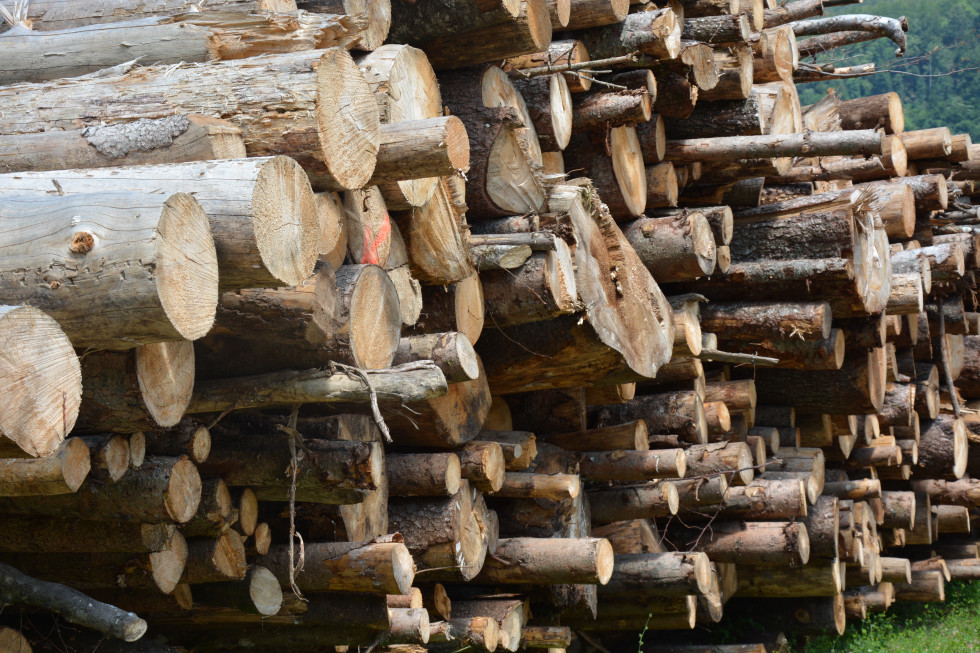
[249,566,285,616]
[135,341,195,429]
[595,537,615,585]
[348,264,402,370]
[0,305,82,458]
[250,156,321,287]
[316,47,382,190]
[154,192,220,341]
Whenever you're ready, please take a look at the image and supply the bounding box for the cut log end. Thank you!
[346,264,403,369]
[135,340,195,429]
[155,192,220,341]
[252,156,320,286]
[0,306,83,458]
[249,565,284,616]
[315,47,382,190]
[166,456,203,524]
[596,537,615,585]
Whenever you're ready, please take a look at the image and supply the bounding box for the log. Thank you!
[899,128,953,160]
[576,448,686,481]
[0,49,381,191]
[388,453,462,497]
[667,130,882,162]
[572,89,653,131]
[0,11,357,86]
[590,390,708,444]
[299,0,392,51]
[913,415,968,479]
[0,628,30,653]
[912,478,980,507]
[457,441,507,493]
[257,540,414,594]
[544,420,649,451]
[624,213,717,282]
[182,530,247,584]
[141,420,211,464]
[684,442,754,485]
[839,92,905,134]
[504,39,594,93]
[0,438,89,496]
[193,566,283,616]
[0,562,147,642]
[700,300,832,341]
[0,191,218,348]
[474,537,614,584]
[588,481,680,521]
[75,343,195,435]
[0,518,178,555]
[0,455,201,524]
[200,431,382,503]
[698,44,753,101]
[0,114,245,174]
[602,552,712,597]
[564,126,648,217]
[388,0,552,69]
[0,306,82,458]
[736,560,841,597]
[893,570,945,602]
[496,472,580,500]
[677,521,810,565]
[480,246,578,327]
[577,7,683,62]
[512,73,574,151]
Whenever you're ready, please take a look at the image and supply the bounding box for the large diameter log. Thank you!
[913,415,968,479]
[0,157,319,291]
[257,540,414,594]
[0,114,245,174]
[754,347,887,414]
[0,562,147,642]
[474,537,614,584]
[0,49,380,191]
[602,552,712,597]
[0,191,217,349]
[200,432,382,503]
[666,130,881,162]
[0,11,357,86]
[0,306,82,458]
[0,455,200,523]
[624,213,717,282]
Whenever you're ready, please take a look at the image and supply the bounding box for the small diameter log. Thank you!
[601,552,712,597]
[880,558,913,584]
[370,115,470,191]
[839,92,905,134]
[912,478,980,507]
[257,540,414,594]
[823,479,881,501]
[182,530,248,584]
[893,570,945,602]
[0,438,90,496]
[576,449,686,481]
[0,455,200,524]
[577,7,683,61]
[0,518,177,555]
[457,441,507,493]
[474,537,614,585]
[142,421,211,464]
[699,300,832,341]
[446,616,499,652]
[480,246,578,328]
[176,478,233,539]
[674,476,730,510]
[717,330,845,371]
[880,491,916,529]
[388,453,461,497]
[0,628,30,653]
[521,626,572,649]
[496,472,580,500]
[690,479,808,520]
[0,562,147,642]
[689,521,810,565]
[736,560,841,597]
[192,566,282,617]
[685,442,755,486]
[573,89,652,131]
[200,432,382,503]
[588,482,680,521]
[381,607,430,645]
[625,212,717,281]
[590,390,708,444]
[947,559,980,581]
[935,505,971,534]
[544,420,649,452]
[667,129,882,162]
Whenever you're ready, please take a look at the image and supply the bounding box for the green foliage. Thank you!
[797,581,980,652]
[796,0,980,139]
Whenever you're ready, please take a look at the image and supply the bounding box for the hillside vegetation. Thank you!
[796,0,980,139]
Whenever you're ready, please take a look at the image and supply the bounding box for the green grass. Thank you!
[797,581,980,653]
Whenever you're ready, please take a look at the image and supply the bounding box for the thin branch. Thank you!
[509,52,640,79]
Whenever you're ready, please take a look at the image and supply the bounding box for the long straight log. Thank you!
[666,130,882,162]
[474,537,614,585]
[257,540,414,594]
[0,49,380,191]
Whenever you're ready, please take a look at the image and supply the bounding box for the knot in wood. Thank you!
[69,231,95,254]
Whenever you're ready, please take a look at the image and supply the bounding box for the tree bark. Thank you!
[577,7,683,61]
[624,213,717,282]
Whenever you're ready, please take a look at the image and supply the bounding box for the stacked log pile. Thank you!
[0,0,979,652]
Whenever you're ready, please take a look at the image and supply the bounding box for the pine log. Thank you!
[588,481,680,521]
[590,390,708,444]
[177,478,234,539]
[839,92,905,134]
[577,7,682,61]
[668,129,881,162]
[699,300,831,340]
[687,479,808,520]
[624,213,717,282]
[576,448,686,481]
[0,438,90,496]
[564,126,648,217]
[899,128,953,160]
[299,0,392,51]
[602,552,712,597]
[78,434,129,484]
[0,455,200,524]
[387,453,461,497]
[257,540,414,594]
[893,570,945,602]
[480,246,578,327]
[679,521,810,565]
[388,0,552,69]
[736,560,841,597]
[141,420,211,464]
[912,478,980,507]
[181,530,248,584]
[474,537,613,584]
[512,73,573,151]
[457,441,507,493]
[544,420,649,451]
[0,49,380,191]
[572,89,652,131]
[912,415,968,479]
[504,39,594,93]
[200,431,381,503]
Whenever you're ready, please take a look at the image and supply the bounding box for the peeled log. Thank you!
[0,306,82,459]
[0,191,217,349]
[0,49,381,191]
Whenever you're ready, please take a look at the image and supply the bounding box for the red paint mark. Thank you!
[360,211,391,265]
